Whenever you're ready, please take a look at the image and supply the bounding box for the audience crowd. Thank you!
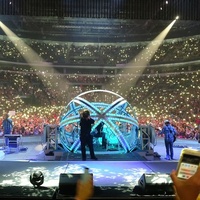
[0,35,200,140]
[0,35,200,66]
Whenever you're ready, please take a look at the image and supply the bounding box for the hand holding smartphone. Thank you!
[76,167,93,200]
[177,148,200,179]
[81,167,90,183]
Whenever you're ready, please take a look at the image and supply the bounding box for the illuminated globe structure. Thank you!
[59,90,139,154]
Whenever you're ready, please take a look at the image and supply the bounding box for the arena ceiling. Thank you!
[0,15,200,42]
[0,0,200,42]
[0,0,200,20]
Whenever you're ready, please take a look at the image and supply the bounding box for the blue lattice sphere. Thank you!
[59,90,139,153]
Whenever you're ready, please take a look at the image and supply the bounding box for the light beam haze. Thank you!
[0,21,70,98]
[105,19,177,97]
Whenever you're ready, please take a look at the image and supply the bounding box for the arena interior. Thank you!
[0,0,200,199]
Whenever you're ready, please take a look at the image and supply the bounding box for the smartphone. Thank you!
[82,167,90,183]
[177,148,200,179]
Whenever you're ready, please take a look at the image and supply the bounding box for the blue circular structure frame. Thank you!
[59,90,139,153]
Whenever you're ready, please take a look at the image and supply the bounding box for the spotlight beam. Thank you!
[106,19,176,95]
[0,21,69,95]
[0,21,44,64]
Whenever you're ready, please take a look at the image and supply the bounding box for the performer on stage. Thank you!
[80,110,98,161]
[161,120,177,160]
[2,113,13,146]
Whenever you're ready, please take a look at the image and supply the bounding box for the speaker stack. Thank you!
[58,173,93,196]
[133,173,174,196]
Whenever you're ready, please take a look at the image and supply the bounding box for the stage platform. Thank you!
[0,135,199,161]
[0,135,199,199]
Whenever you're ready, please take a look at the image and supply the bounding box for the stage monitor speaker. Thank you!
[137,173,174,195]
[0,186,56,199]
[59,173,93,196]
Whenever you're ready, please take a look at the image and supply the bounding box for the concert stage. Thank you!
[0,135,199,199]
[0,160,176,199]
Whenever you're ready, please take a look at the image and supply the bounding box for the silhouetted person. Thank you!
[80,110,97,161]
[2,113,13,146]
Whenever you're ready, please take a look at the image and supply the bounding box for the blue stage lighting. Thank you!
[59,90,139,153]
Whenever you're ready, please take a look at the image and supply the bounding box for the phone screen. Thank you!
[177,154,200,179]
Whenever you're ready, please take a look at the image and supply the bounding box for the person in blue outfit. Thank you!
[2,113,13,146]
[161,120,177,160]
[80,110,98,161]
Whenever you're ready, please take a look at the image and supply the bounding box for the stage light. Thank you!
[176,16,179,20]
[30,171,44,188]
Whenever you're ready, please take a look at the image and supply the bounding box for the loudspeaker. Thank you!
[136,173,174,195]
[0,186,56,199]
[59,173,93,196]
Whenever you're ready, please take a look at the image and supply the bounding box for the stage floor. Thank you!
[0,135,199,162]
[0,136,199,199]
